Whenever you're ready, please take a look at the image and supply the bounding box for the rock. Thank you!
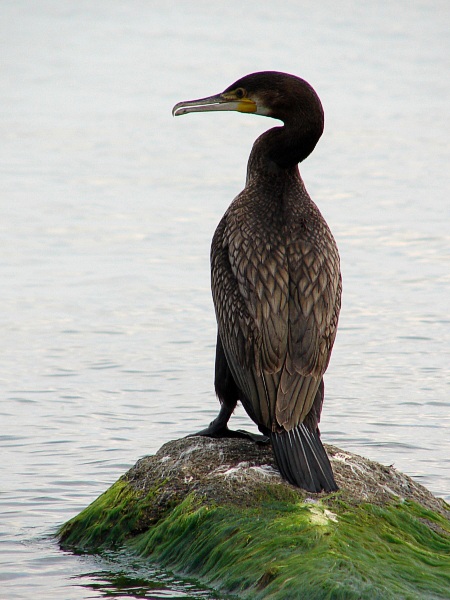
[59,437,450,599]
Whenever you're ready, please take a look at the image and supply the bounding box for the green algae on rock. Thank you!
[58,437,450,599]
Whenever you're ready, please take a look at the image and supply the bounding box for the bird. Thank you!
[172,71,341,493]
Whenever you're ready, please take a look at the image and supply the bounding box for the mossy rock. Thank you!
[59,437,450,599]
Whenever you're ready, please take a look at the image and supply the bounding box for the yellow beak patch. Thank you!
[237,98,257,113]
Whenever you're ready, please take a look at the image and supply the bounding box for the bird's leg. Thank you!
[191,401,237,437]
[189,333,269,444]
[190,403,269,444]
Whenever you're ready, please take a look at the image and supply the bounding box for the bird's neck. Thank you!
[246,120,322,183]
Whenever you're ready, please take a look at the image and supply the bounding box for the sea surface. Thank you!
[1,1,449,598]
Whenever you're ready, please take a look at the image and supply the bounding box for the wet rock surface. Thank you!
[59,436,450,599]
[125,436,448,517]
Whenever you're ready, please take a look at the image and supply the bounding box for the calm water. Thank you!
[1,1,449,598]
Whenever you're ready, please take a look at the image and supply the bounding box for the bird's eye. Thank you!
[235,88,246,99]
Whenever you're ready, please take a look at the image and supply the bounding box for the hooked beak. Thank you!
[172,93,257,117]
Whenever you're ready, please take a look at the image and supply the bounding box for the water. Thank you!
[1,1,449,597]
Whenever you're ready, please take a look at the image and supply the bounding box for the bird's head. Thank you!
[172,71,323,127]
[172,71,324,167]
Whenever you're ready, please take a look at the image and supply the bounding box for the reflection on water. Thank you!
[1,0,449,598]
[75,550,221,599]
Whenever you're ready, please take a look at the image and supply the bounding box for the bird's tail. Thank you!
[271,424,338,492]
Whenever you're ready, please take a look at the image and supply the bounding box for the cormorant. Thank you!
[173,71,341,493]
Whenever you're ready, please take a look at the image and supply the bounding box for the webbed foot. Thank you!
[188,419,269,445]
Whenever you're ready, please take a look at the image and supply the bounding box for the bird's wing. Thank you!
[211,215,256,378]
[224,202,289,375]
[211,205,289,428]
[211,199,341,432]
[276,230,341,428]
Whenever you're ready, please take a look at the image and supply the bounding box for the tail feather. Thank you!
[271,424,338,492]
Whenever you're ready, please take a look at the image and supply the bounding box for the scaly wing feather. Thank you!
[212,183,341,433]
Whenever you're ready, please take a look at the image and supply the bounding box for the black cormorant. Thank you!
[173,71,341,493]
